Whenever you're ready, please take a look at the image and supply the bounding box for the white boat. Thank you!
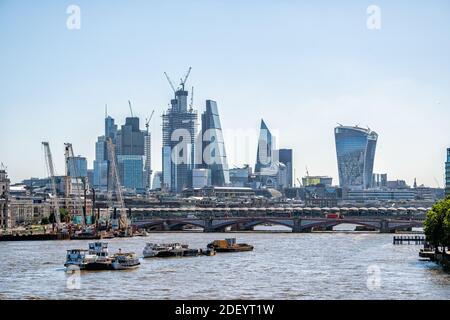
[111,252,140,270]
[143,243,184,258]
[82,242,112,270]
[65,249,88,269]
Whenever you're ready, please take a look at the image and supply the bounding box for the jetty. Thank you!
[393,235,426,245]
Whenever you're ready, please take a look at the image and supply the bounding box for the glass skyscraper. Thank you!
[255,119,273,173]
[117,155,144,190]
[278,149,293,188]
[115,117,145,192]
[446,148,450,197]
[67,156,88,178]
[200,100,230,186]
[93,115,117,192]
[334,125,378,189]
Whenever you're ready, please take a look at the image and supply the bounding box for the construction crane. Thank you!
[164,72,176,93]
[164,67,192,92]
[106,137,127,230]
[64,143,85,226]
[145,109,155,133]
[42,142,60,225]
[180,66,192,91]
[128,100,134,117]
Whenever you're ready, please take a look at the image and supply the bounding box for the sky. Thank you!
[0,0,449,186]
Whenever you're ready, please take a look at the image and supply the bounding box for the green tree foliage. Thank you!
[424,197,450,253]
[48,208,69,223]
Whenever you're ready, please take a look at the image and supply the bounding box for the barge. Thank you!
[207,238,254,252]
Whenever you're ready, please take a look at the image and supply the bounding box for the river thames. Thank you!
[1,229,449,300]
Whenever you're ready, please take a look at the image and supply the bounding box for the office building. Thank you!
[152,171,162,190]
[278,149,293,188]
[117,155,144,191]
[334,125,378,189]
[254,119,287,191]
[372,173,388,188]
[192,168,211,188]
[67,156,88,178]
[0,168,11,229]
[162,83,197,193]
[255,119,274,173]
[144,130,152,189]
[302,176,333,187]
[200,100,230,186]
[229,165,251,187]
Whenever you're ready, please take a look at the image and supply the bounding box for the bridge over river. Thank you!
[132,216,423,233]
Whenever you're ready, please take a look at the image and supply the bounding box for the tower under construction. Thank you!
[162,68,198,193]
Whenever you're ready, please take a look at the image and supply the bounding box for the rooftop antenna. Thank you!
[105,104,108,118]
[128,100,134,117]
[306,166,310,177]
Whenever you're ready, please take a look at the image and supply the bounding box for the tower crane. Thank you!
[145,109,155,133]
[164,72,176,93]
[106,137,127,230]
[64,143,85,226]
[164,67,192,92]
[42,142,61,225]
[128,100,134,117]
[180,66,192,91]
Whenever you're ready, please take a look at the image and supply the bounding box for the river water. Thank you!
[0,229,449,300]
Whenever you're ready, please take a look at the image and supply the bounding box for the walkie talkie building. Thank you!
[334,125,378,189]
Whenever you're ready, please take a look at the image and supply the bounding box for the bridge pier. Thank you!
[380,220,391,233]
[292,219,312,233]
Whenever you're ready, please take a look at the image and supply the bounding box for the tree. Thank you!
[41,217,50,225]
[424,197,450,254]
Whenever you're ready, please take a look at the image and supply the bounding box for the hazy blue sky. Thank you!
[1,0,449,186]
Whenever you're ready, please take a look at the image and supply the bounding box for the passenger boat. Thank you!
[65,249,88,269]
[143,243,185,258]
[83,242,113,270]
[207,238,254,252]
[111,252,140,270]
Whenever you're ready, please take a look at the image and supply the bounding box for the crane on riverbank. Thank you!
[42,142,60,226]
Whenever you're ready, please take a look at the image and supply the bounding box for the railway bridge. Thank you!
[132,217,423,233]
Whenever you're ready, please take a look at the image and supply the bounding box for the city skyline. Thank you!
[1,1,450,186]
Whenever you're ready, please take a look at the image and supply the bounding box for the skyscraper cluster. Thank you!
[93,111,151,193]
[88,71,395,196]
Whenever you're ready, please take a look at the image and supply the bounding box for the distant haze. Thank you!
[1,0,449,186]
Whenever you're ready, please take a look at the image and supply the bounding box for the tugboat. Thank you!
[207,238,254,252]
[143,243,185,258]
[65,249,88,269]
[64,242,111,270]
[111,250,140,270]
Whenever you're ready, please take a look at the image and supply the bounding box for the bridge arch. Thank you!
[211,218,294,231]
